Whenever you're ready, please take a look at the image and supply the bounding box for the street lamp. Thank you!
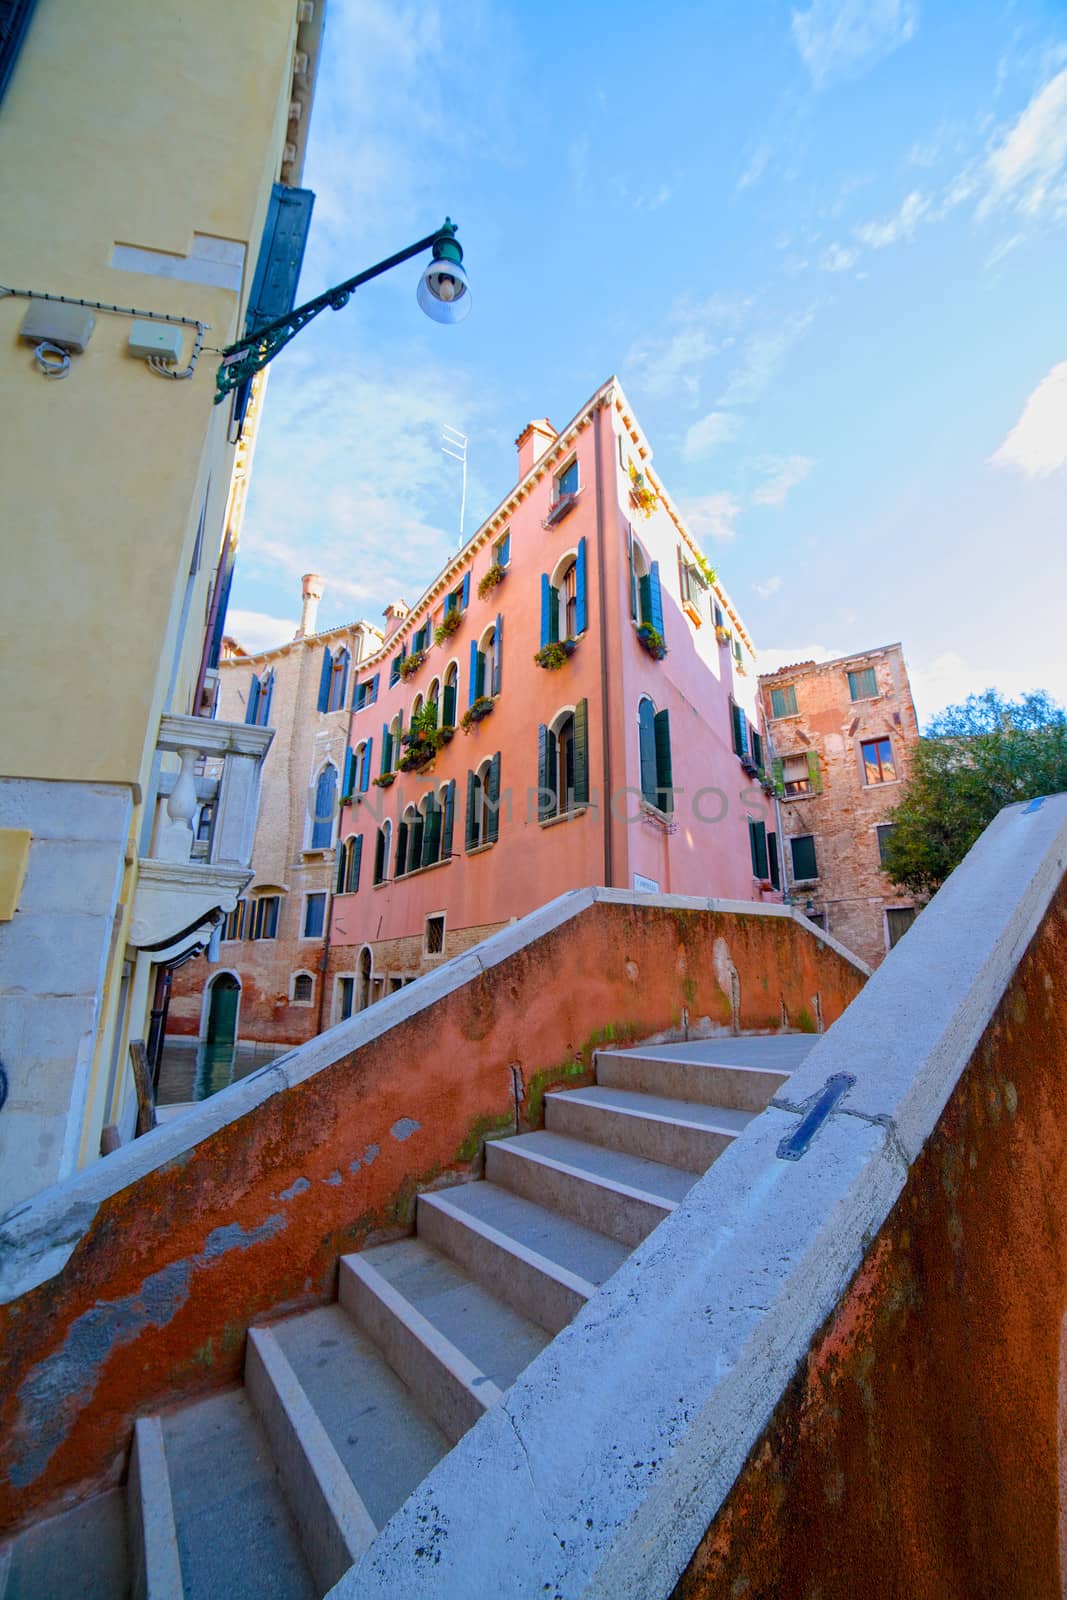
[215,217,470,402]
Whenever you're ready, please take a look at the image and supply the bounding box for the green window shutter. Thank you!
[538,723,556,821]
[381,723,392,774]
[791,834,818,881]
[731,703,748,758]
[575,538,588,634]
[465,770,478,849]
[848,667,877,700]
[647,563,664,635]
[749,820,768,879]
[336,846,347,894]
[408,814,424,874]
[351,835,363,892]
[638,700,657,805]
[394,821,408,877]
[653,708,673,811]
[441,780,456,858]
[750,729,763,772]
[628,531,638,620]
[638,573,652,628]
[246,674,261,726]
[772,756,784,791]
[374,829,385,884]
[549,586,560,644]
[806,750,822,793]
[768,831,780,890]
[573,698,590,806]
[422,801,441,867]
[443,681,456,727]
[487,752,502,843]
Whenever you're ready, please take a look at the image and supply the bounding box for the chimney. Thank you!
[295,572,324,639]
[382,600,409,643]
[516,419,558,481]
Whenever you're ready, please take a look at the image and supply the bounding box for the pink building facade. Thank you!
[328,379,780,1004]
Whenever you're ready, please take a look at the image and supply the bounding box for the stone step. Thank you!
[0,1487,128,1600]
[545,1084,755,1171]
[159,1388,316,1600]
[268,1302,451,1535]
[128,1415,182,1600]
[418,1181,628,1334]
[594,1037,806,1110]
[245,1326,377,1592]
[485,1129,699,1247]
[347,1235,550,1399]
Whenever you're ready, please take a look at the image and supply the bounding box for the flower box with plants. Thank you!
[714,623,732,646]
[635,622,667,661]
[477,562,507,601]
[397,648,427,681]
[628,462,658,518]
[372,771,396,788]
[434,609,463,646]
[695,553,717,588]
[460,695,495,733]
[533,639,578,671]
[397,704,449,772]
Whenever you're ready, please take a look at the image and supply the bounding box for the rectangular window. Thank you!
[848,666,878,701]
[770,684,798,719]
[425,913,446,955]
[303,892,326,939]
[807,910,827,931]
[730,701,748,759]
[713,600,724,629]
[556,458,579,498]
[877,824,896,866]
[768,831,780,891]
[782,753,811,795]
[750,728,764,773]
[338,976,355,1021]
[887,906,916,948]
[223,900,246,941]
[412,623,429,654]
[749,819,769,880]
[494,531,511,568]
[390,649,405,687]
[354,675,378,711]
[861,737,896,785]
[790,834,818,881]
[252,896,279,940]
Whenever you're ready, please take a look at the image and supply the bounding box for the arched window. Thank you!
[426,678,441,727]
[537,703,590,821]
[470,619,503,704]
[411,692,424,720]
[357,946,373,1010]
[327,647,350,712]
[374,820,392,885]
[291,971,314,1005]
[638,698,674,812]
[541,542,588,645]
[466,755,501,849]
[335,834,364,894]
[353,738,372,795]
[442,661,459,729]
[418,788,443,869]
[310,763,338,849]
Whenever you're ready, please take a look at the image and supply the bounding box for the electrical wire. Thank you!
[1,284,209,380]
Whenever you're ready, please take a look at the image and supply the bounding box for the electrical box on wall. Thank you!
[19,302,95,352]
[128,321,184,362]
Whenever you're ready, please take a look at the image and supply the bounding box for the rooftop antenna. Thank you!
[441,424,468,547]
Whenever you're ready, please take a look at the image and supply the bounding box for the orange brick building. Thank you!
[758,644,921,968]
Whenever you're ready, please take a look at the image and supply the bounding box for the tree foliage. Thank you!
[881,689,1067,895]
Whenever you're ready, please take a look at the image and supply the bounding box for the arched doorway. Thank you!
[205,972,240,1048]
[357,947,373,1012]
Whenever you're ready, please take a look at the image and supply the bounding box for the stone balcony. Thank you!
[129,713,274,957]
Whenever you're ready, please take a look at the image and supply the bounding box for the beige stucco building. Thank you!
[0,0,326,1212]
[759,644,921,968]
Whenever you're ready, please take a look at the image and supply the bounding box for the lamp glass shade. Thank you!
[417,257,471,324]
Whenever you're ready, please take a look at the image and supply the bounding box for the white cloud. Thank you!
[791,0,919,88]
[753,576,783,599]
[979,69,1067,220]
[568,134,591,194]
[627,294,749,404]
[752,455,814,506]
[821,242,860,272]
[226,609,300,654]
[719,309,816,407]
[682,492,742,543]
[984,233,1025,270]
[682,411,741,461]
[737,146,771,191]
[633,184,673,212]
[854,188,929,247]
[988,361,1067,479]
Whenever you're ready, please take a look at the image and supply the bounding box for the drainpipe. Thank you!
[593,403,614,888]
[765,726,791,903]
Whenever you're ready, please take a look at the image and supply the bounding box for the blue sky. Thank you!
[231,0,1067,723]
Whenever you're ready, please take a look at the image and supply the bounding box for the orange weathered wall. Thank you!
[0,903,862,1533]
[674,877,1067,1600]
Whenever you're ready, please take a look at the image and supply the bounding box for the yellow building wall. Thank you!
[0,0,299,791]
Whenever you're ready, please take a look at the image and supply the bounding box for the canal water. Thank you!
[157,1037,289,1107]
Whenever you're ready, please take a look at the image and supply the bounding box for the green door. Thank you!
[206,974,239,1050]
